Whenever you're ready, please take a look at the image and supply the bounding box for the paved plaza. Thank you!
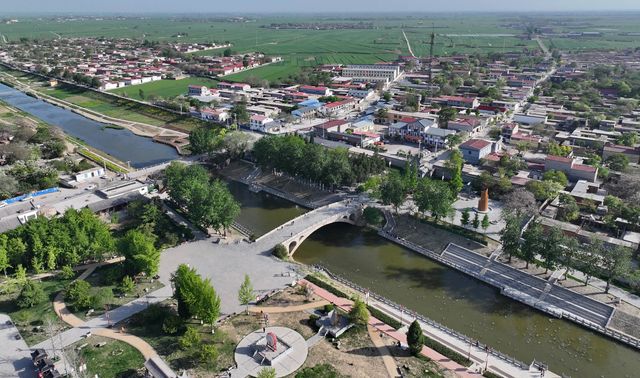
[0,314,35,378]
[233,327,308,377]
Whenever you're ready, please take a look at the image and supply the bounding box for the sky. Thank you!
[1,0,640,14]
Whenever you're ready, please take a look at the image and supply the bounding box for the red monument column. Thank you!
[478,189,489,213]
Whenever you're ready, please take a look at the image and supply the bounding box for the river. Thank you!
[226,181,640,378]
[0,83,178,168]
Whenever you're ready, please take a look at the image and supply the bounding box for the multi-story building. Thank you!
[459,139,497,164]
[544,155,598,183]
[341,64,402,83]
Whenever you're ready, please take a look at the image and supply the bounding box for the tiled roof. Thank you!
[460,139,491,151]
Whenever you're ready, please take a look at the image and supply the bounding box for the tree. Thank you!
[521,221,543,269]
[406,320,424,356]
[119,275,135,295]
[481,214,490,231]
[199,280,221,333]
[539,228,564,274]
[526,180,563,201]
[599,245,632,293]
[543,170,569,187]
[501,213,522,263]
[561,237,580,280]
[238,274,254,314]
[616,132,637,147]
[120,229,160,276]
[460,208,470,227]
[0,237,10,276]
[222,131,252,159]
[472,213,480,229]
[60,265,75,280]
[257,367,277,378]
[172,264,199,319]
[223,48,232,57]
[438,107,458,128]
[446,149,464,195]
[546,141,572,157]
[138,89,145,100]
[348,298,369,327]
[414,178,455,220]
[581,241,603,286]
[557,193,580,222]
[189,126,221,155]
[66,280,93,310]
[17,280,46,308]
[379,171,406,213]
[606,154,629,172]
[231,101,250,125]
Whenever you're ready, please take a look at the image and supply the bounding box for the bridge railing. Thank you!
[312,265,530,370]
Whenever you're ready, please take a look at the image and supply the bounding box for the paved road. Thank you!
[0,314,36,378]
[442,244,614,327]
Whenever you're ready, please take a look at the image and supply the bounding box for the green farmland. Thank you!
[1,13,639,83]
[110,77,219,100]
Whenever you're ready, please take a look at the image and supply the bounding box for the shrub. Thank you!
[60,265,75,280]
[295,364,341,378]
[66,280,93,311]
[482,372,502,378]
[323,303,335,313]
[257,367,277,378]
[363,207,384,226]
[273,244,288,259]
[198,344,219,364]
[162,314,183,335]
[179,326,201,350]
[91,287,113,309]
[423,335,472,366]
[17,280,46,308]
[119,275,136,295]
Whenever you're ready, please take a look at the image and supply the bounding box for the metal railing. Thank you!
[312,265,530,370]
[377,231,640,351]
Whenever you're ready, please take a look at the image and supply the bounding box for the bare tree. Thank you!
[502,188,538,219]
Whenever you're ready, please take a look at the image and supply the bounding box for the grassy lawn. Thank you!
[70,336,145,378]
[0,276,74,346]
[72,263,164,321]
[110,77,220,100]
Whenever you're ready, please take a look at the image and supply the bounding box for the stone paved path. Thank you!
[368,324,400,378]
[301,279,480,378]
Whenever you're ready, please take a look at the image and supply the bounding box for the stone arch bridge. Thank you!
[255,200,364,256]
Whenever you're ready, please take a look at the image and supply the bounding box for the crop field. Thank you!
[1,13,639,82]
[109,77,219,100]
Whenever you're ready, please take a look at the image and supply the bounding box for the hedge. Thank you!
[304,274,350,299]
[423,335,472,367]
[482,371,503,378]
[367,305,402,329]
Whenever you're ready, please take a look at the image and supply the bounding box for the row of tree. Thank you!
[0,208,114,275]
[252,135,386,188]
[164,162,240,233]
[501,213,632,293]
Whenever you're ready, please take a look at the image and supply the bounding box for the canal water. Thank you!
[226,180,307,237]
[0,83,178,168]
[294,224,640,378]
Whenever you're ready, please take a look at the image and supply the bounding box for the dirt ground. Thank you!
[296,328,389,378]
[260,286,323,307]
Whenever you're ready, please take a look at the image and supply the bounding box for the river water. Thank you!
[226,178,640,377]
[4,77,637,376]
[0,83,178,168]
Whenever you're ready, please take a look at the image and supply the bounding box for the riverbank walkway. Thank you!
[301,279,483,378]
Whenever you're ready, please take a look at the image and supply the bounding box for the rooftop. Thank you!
[460,139,492,151]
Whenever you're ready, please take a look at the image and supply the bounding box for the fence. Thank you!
[312,265,530,370]
[378,231,640,351]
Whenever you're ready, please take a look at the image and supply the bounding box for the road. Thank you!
[402,30,416,58]
[0,314,36,378]
[442,244,614,327]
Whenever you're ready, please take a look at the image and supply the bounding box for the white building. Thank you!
[341,64,402,83]
[249,114,274,132]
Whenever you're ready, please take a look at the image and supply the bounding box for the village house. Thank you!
[544,155,598,183]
